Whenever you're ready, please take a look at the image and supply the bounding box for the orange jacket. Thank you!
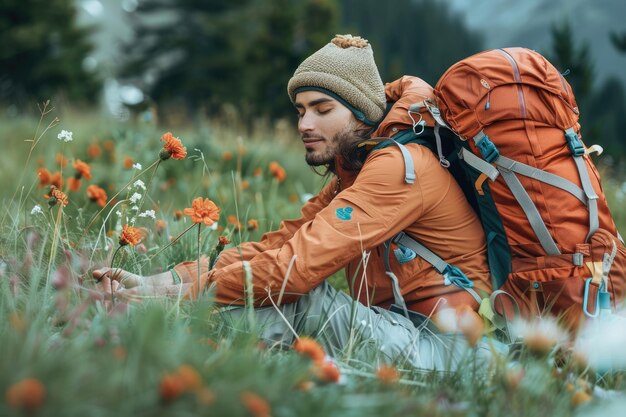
[175,76,492,315]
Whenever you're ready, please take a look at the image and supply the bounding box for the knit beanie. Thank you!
[287,34,386,125]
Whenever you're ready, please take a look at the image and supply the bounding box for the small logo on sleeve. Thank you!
[335,207,353,221]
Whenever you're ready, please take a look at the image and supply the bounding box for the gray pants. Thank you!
[219,282,489,371]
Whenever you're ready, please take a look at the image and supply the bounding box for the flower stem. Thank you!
[197,223,201,299]
[109,245,125,306]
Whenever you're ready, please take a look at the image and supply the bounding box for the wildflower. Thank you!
[571,390,592,406]
[30,205,43,215]
[173,210,184,221]
[227,215,243,231]
[247,219,259,231]
[73,159,92,180]
[504,365,525,390]
[87,143,102,158]
[433,306,484,347]
[103,139,115,151]
[6,378,46,411]
[315,360,341,383]
[222,150,233,161]
[159,374,185,402]
[293,337,325,365]
[183,197,220,226]
[176,365,202,391]
[218,236,230,246]
[241,179,250,190]
[113,346,127,361]
[119,224,142,246]
[57,129,73,142]
[376,364,399,384]
[241,391,271,417]
[133,162,142,170]
[160,132,187,160]
[68,177,82,192]
[253,167,262,177]
[55,153,68,168]
[123,157,134,169]
[131,205,140,212]
[195,387,215,406]
[45,187,69,207]
[573,314,626,371]
[37,167,51,187]
[268,161,286,182]
[86,185,108,207]
[155,219,167,235]
[138,210,156,219]
[289,194,299,204]
[50,171,63,188]
[133,180,146,190]
[130,192,142,204]
[512,318,568,356]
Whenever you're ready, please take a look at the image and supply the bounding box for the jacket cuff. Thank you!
[172,256,210,300]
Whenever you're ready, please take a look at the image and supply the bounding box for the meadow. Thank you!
[2,102,626,417]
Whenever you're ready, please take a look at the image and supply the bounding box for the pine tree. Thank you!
[0,0,101,108]
[120,0,337,120]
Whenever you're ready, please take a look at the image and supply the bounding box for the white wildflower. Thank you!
[30,205,43,215]
[115,210,122,217]
[57,130,73,142]
[138,210,156,219]
[130,217,137,224]
[210,222,218,230]
[132,163,142,170]
[131,205,139,211]
[133,180,146,190]
[129,192,142,204]
[574,314,626,371]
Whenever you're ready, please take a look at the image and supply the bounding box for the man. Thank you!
[94,34,492,370]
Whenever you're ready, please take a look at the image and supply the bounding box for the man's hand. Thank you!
[93,267,143,288]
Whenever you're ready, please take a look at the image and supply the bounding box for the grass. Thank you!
[1,103,626,416]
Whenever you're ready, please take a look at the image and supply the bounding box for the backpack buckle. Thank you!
[565,129,585,157]
[475,134,500,163]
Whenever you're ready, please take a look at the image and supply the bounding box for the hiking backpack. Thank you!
[379,48,626,330]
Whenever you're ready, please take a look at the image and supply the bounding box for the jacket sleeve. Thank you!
[213,179,338,269]
[208,148,426,306]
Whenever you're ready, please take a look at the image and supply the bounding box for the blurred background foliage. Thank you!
[1,0,626,164]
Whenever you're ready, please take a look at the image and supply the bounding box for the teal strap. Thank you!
[383,240,410,317]
[498,167,561,255]
[393,232,483,304]
[495,156,587,205]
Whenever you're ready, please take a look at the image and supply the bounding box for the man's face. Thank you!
[294,90,358,166]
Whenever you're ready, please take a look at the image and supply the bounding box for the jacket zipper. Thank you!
[496,49,527,119]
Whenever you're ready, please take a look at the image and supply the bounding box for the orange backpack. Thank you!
[425,47,626,329]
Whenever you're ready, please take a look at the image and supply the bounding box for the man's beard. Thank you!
[303,125,363,167]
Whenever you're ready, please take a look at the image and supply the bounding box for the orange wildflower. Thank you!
[183,197,220,226]
[103,139,115,152]
[113,346,127,361]
[73,159,92,180]
[6,378,46,411]
[315,361,341,383]
[253,167,262,177]
[571,390,592,406]
[50,171,63,189]
[176,365,202,391]
[119,224,142,246]
[55,153,68,168]
[160,132,187,160]
[218,236,230,246]
[268,161,286,182]
[247,219,259,231]
[222,151,233,161]
[87,143,102,159]
[241,391,271,417]
[123,156,134,169]
[45,187,68,207]
[376,365,399,384]
[293,337,325,365]
[289,194,299,204]
[155,219,167,235]
[86,184,108,207]
[37,167,51,187]
[68,177,81,192]
[159,374,185,402]
[241,179,250,190]
[456,305,484,347]
[195,387,216,406]
[173,210,184,221]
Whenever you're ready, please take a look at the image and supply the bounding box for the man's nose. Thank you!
[298,113,315,134]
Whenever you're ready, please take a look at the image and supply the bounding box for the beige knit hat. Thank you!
[287,34,386,125]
